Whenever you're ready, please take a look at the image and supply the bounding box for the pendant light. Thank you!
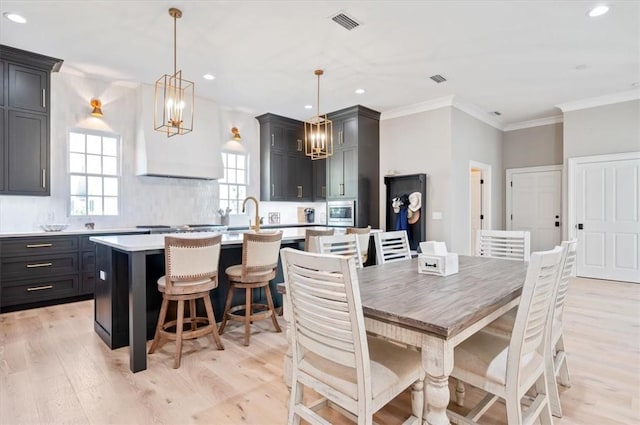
[304,69,333,160]
[154,7,194,137]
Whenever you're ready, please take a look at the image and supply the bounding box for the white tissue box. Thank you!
[418,253,459,276]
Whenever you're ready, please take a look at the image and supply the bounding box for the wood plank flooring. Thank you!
[1,276,638,425]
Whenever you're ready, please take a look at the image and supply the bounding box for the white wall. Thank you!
[0,72,261,232]
[450,108,503,254]
[379,107,452,243]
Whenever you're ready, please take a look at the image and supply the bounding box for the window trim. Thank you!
[219,151,249,215]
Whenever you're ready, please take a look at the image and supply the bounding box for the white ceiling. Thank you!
[1,1,638,127]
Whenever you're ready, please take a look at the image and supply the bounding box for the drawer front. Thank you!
[82,251,95,272]
[1,236,79,257]
[81,235,95,251]
[1,253,79,280]
[1,275,79,307]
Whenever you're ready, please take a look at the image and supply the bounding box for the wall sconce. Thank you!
[231,127,241,141]
[90,98,103,117]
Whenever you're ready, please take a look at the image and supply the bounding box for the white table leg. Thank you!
[423,335,453,425]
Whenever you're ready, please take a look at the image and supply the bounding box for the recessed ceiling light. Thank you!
[203,73,215,80]
[304,105,313,109]
[3,12,27,23]
[354,88,366,95]
[588,5,609,17]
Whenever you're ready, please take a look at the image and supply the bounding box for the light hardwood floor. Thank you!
[1,276,638,425]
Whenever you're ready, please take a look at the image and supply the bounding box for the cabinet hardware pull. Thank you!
[297,139,302,151]
[322,186,326,197]
[340,183,344,196]
[271,134,275,146]
[297,186,302,198]
[42,89,46,108]
[26,262,53,268]
[271,184,275,197]
[42,169,46,188]
[339,131,343,144]
[27,285,53,292]
[26,243,53,248]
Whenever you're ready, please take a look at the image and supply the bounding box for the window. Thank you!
[68,130,120,216]
[219,152,247,214]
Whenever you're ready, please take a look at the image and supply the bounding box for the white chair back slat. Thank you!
[318,234,364,269]
[553,239,577,326]
[476,230,531,261]
[507,246,563,385]
[374,230,412,264]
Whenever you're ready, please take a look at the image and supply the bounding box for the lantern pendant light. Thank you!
[304,69,333,160]
[154,7,194,137]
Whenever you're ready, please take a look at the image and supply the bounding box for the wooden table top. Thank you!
[357,256,528,339]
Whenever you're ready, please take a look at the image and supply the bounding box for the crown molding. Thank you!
[556,89,640,112]
[380,96,454,120]
[450,98,504,130]
[503,115,563,132]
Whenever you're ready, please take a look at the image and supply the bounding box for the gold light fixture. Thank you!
[154,7,194,137]
[90,98,103,117]
[304,69,333,160]
[231,127,241,141]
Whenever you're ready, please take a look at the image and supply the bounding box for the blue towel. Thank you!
[396,208,409,231]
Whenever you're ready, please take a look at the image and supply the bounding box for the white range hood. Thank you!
[135,84,223,180]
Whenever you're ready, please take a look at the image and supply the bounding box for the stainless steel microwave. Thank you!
[327,200,355,227]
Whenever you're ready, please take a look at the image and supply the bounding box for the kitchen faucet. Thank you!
[242,196,261,232]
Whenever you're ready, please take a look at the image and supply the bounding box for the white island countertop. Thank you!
[89,227,328,252]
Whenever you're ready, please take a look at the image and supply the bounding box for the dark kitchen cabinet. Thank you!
[0,45,62,196]
[326,105,381,228]
[257,113,315,202]
[313,159,327,200]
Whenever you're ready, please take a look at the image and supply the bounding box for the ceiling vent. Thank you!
[430,74,447,83]
[331,12,360,30]
[492,111,502,116]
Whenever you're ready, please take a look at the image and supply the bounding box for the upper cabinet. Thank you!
[257,113,314,202]
[0,45,63,196]
[326,105,381,227]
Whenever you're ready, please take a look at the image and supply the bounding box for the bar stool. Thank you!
[219,231,283,346]
[346,225,371,264]
[304,228,334,252]
[148,235,225,369]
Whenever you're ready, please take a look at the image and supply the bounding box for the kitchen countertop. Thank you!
[89,227,323,252]
[0,228,149,238]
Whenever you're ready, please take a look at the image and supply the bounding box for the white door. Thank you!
[508,167,562,252]
[470,169,484,254]
[574,156,640,283]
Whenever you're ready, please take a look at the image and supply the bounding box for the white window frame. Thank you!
[219,151,249,215]
[68,128,121,217]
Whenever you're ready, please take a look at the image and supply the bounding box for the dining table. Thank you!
[280,255,528,425]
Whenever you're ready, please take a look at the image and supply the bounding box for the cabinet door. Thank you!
[313,158,327,200]
[269,150,287,201]
[327,150,344,197]
[343,147,358,198]
[287,153,312,201]
[0,112,4,191]
[8,64,47,113]
[0,63,4,107]
[341,117,358,149]
[7,110,47,194]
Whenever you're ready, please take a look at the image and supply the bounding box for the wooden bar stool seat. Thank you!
[219,231,283,346]
[148,235,225,369]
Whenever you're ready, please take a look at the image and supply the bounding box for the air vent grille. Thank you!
[332,12,360,30]
[430,74,447,83]
[492,111,502,116]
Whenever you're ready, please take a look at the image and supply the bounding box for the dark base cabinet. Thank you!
[0,231,142,312]
[93,240,302,350]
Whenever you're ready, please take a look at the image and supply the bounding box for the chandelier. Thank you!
[304,70,333,160]
[154,7,194,137]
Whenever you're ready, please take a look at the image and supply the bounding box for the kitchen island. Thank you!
[90,228,313,372]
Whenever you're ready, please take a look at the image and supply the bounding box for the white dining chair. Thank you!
[318,234,363,269]
[346,226,371,265]
[449,246,564,425]
[482,239,578,417]
[280,248,425,425]
[476,229,531,261]
[373,230,412,264]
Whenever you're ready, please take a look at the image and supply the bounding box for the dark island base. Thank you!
[94,240,302,350]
